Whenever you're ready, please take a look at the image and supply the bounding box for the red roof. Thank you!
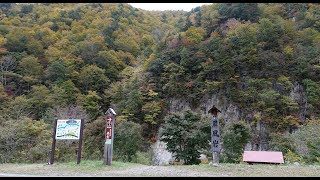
[243,151,284,164]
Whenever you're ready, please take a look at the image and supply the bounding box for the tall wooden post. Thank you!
[77,119,85,164]
[110,114,115,163]
[49,119,58,165]
[209,106,221,165]
[104,108,116,165]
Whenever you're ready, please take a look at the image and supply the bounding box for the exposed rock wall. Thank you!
[151,139,173,166]
[152,82,308,164]
[152,93,241,165]
[168,94,240,123]
[290,81,308,124]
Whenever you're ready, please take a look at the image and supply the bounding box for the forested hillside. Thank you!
[0,3,319,165]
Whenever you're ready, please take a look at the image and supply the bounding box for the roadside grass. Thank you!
[174,163,320,176]
[0,160,146,176]
[1,161,320,176]
[60,160,145,171]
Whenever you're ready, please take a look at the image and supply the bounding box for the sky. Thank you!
[128,3,212,11]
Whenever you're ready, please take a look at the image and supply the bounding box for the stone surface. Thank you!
[290,81,308,124]
[162,85,308,159]
[151,139,173,166]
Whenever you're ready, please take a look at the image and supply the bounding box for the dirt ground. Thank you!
[0,162,320,177]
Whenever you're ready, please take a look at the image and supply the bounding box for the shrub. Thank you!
[0,117,51,163]
[284,149,302,164]
[55,141,79,162]
[221,121,251,163]
[289,119,320,164]
[131,150,152,165]
[160,110,210,165]
[303,140,320,164]
[114,120,143,162]
[83,116,105,160]
[269,132,296,154]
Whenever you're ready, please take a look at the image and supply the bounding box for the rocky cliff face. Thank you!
[152,93,241,165]
[151,138,173,166]
[152,82,308,164]
[168,94,240,123]
[290,81,308,124]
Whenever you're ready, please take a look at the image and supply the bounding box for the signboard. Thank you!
[105,115,113,142]
[211,117,221,152]
[50,119,84,165]
[55,119,81,140]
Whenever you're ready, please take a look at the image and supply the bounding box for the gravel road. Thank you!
[0,165,222,177]
[104,165,220,177]
[1,163,320,177]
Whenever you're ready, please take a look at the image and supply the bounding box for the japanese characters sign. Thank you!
[105,115,113,144]
[211,117,220,152]
[55,119,81,140]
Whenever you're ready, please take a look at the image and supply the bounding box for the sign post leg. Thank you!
[77,119,84,164]
[107,144,112,165]
[104,143,108,164]
[104,143,112,165]
[49,119,57,165]
[212,152,220,164]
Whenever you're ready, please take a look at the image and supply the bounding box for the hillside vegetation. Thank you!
[0,3,319,165]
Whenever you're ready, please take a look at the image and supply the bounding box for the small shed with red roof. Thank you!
[242,151,284,164]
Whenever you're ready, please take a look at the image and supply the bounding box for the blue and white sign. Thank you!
[56,119,81,140]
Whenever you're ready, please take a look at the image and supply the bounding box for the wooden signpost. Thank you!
[208,106,221,165]
[104,108,116,165]
[49,119,84,165]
